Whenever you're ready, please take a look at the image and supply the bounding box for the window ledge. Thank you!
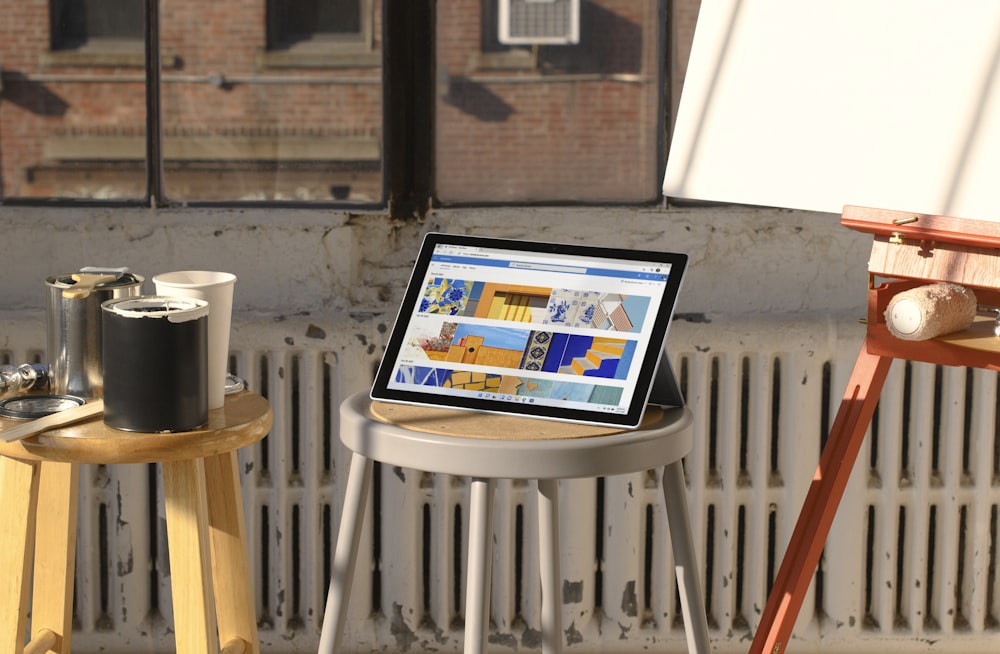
[43,135,381,162]
[468,50,536,72]
[42,48,180,69]
[257,48,381,70]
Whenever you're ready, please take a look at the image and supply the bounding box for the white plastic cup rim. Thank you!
[152,271,237,288]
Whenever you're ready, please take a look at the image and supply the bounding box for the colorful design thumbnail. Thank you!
[392,366,623,406]
[407,323,634,379]
[420,278,472,315]
[418,279,650,333]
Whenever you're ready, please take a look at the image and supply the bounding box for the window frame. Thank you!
[5,0,411,214]
[3,0,674,217]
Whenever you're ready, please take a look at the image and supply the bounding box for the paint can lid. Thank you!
[0,394,87,420]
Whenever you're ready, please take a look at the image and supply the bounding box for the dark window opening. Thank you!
[50,0,144,50]
[267,0,364,49]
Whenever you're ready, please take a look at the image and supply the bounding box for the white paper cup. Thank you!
[152,271,237,409]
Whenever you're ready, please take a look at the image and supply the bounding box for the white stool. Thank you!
[318,392,711,654]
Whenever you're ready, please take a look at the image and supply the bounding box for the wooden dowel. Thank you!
[24,629,59,654]
[220,637,248,654]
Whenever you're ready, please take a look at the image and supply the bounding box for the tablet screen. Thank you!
[371,233,687,428]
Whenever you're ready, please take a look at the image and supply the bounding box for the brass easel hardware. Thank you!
[888,216,918,244]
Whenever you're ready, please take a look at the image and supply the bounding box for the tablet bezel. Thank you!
[370,233,688,429]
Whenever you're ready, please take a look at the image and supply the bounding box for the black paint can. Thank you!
[101,296,209,432]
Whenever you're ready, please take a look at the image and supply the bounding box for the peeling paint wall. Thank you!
[0,205,870,320]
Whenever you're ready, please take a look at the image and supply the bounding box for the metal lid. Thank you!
[225,374,245,395]
[45,268,144,289]
[102,296,209,321]
[0,394,87,420]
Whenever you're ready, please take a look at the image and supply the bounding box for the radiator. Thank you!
[5,313,999,653]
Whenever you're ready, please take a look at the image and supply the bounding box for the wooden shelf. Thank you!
[937,314,1000,354]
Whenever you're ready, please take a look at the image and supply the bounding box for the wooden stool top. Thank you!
[371,400,665,440]
[0,390,272,464]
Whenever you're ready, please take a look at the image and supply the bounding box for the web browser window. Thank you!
[373,234,686,427]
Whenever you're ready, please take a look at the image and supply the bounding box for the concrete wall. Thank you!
[1,205,870,325]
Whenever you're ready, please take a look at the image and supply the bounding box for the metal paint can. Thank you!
[46,269,144,398]
[101,296,209,433]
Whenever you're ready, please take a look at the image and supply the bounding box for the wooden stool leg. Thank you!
[750,345,892,654]
[662,460,711,654]
[163,458,216,654]
[203,451,259,654]
[318,452,374,654]
[30,461,79,654]
[537,479,562,654]
[465,478,496,654]
[0,456,41,654]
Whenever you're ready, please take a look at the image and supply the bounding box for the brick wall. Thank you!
[0,0,697,202]
[435,0,665,203]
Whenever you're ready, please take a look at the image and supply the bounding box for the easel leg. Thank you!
[750,343,892,654]
[317,452,374,654]
[537,479,562,654]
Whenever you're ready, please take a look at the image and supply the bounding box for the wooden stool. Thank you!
[0,390,272,654]
[318,392,711,654]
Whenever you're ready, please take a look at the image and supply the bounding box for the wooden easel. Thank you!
[749,205,1000,654]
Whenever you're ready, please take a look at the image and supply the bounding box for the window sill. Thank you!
[257,48,381,70]
[41,48,180,69]
[43,134,381,162]
[468,50,536,72]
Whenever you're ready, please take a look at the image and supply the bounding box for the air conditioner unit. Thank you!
[498,0,580,46]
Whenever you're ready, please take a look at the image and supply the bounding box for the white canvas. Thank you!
[663,0,1000,221]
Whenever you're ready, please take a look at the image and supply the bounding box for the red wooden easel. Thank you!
[749,205,1000,654]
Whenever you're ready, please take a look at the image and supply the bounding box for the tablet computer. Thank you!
[370,233,688,429]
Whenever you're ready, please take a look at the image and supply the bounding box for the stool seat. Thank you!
[0,390,272,654]
[319,392,711,654]
[344,396,693,479]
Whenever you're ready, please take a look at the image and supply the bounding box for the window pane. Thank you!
[436,0,665,203]
[267,0,363,48]
[0,1,146,200]
[161,1,383,203]
[51,0,144,49]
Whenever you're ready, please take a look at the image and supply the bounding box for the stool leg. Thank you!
[0,456,40,654]
[318,452,374,654]
[465,478,495,654]
[30,461,79,654]
[537,479,562,654]
[204,451,259,654]
[662,460,711,654]
[163,458,216,654]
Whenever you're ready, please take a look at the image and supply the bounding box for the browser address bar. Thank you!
[509,262,587,274]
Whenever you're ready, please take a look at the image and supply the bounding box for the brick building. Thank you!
[0,0,697,204]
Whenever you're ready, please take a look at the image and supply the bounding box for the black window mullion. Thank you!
[145,0,165,206]
[384,0,434,219]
